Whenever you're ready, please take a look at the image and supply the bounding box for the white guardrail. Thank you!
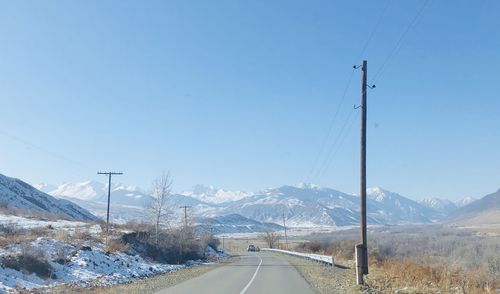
[261,248,334,267]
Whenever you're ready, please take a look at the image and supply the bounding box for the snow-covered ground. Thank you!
[0,238,185,293]
[0,214,97,232]
[0,213,221,293]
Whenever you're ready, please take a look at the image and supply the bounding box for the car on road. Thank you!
[247,244,256,252]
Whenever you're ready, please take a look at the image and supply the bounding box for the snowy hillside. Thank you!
[0,213,218,292]
[0,174,96,221]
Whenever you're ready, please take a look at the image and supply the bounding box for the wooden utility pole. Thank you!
[97,171,123,245]
[355,60,369,285]
[180,205,192,228]
[282,211,289,250]
[178,205,192,263]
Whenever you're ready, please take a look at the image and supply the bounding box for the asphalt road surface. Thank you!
[155,251,315,294]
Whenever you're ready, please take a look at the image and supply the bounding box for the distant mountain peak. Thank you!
[419,197,457,214]
[367,187,394,202]
[294,182,322,190]
[182,184,253,204]
[41,181,152,207]
[455,196,477,207]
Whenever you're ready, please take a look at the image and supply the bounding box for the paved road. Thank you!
[155,252,315,294]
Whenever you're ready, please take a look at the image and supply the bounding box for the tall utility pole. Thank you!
[180,205,192,228]
[282,211,289,250]
[355,60,369,285]
[97,172,123,244]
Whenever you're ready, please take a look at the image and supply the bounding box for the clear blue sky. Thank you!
[0,0,498,200]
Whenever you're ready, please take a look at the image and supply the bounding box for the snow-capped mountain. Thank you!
[447,188,500,225]
[42,181,153,207]
[418,197,458,214]
[209,185,441,227]
[0,173,96,221]
[455,196,477,208]
[181,184,253,204]
[31,180,459,228]
[367,187,441,223]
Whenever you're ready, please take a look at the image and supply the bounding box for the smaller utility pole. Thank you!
[282,211,289,250]
[97,171,123,245]
[179,205,192,228]
[178,205,192,263]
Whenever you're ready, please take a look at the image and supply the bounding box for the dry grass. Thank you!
[276,252,359,294]
[106,239,129,253]
[366,258,499,294]
[0,225,51,247]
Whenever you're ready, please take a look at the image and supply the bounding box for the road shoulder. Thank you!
[45,257,237,294]
[276,253,360,294]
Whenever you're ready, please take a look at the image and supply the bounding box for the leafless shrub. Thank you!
[148,172,173,245]
[122,226,205,264]
[260,230,280,248]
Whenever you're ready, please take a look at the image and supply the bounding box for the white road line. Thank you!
[239,254,263,294]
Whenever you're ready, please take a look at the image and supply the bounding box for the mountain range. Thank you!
[31,180,486,229]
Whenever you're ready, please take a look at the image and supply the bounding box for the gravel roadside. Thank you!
[278,253,361,294]
[40,256,237,294]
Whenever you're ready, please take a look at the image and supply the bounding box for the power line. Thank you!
[371,0,431,84]
[357,0,392,60]
[307,68,356,181]
[307,1,392,182]
[321,112,359,176]
[317,108,359,177]
[315,106,355,177]
[0,129,90,170]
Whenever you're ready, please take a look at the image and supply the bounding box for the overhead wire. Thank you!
[306,67,356,181]
[371,0,431,84]
[315,106,355,178]
[307,1,392,181]
[0,129,91,171]
[320,110,359,177]
[357,0,392,60]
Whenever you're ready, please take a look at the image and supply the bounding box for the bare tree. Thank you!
[148,172,173,245]
[261,229,280,249]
